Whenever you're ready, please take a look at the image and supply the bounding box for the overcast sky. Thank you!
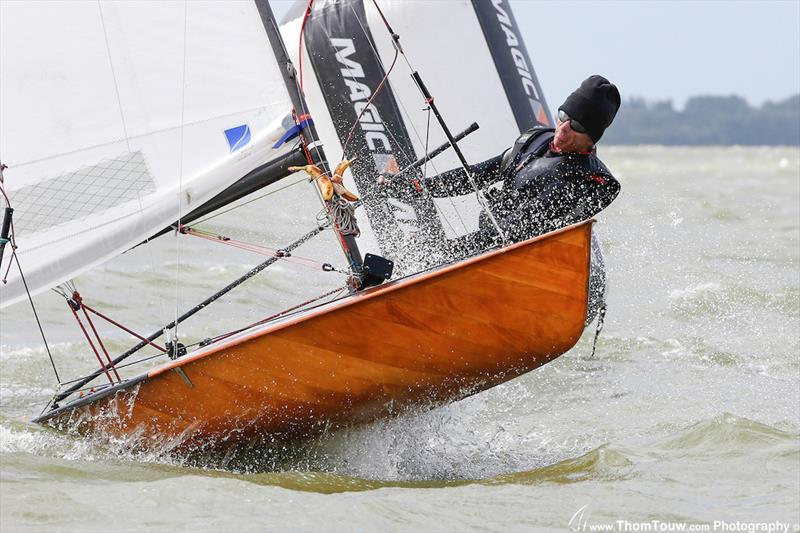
[272,0,800,110]
[510,0,800,109]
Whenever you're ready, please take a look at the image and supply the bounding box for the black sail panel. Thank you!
[303,0,451,273]
[471,0,552,130]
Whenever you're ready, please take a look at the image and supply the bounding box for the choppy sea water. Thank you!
[1,146,798,532]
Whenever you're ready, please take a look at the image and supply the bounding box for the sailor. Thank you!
[382,75,622,250]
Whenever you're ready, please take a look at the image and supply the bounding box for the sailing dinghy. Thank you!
[0,0,604,452]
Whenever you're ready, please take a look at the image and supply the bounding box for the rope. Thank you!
[328,195,360,237]
[279,1,324,167]
[342,7,415,164]
[50,279,349,402]
[57,287,171,385]
[81,301,167,354]
[341,47,399,158]
[51,222,332,405]
[371,0,413,73]
[179,226,346,274]
[288,8,361,271]
[15,253,61,384]
[298,0,314,93]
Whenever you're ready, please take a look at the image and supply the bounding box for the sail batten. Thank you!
[0,1,306,308]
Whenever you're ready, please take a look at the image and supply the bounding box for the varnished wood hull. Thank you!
[39,221,593,452]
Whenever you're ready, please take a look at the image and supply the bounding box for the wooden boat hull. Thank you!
[38,221,593,452]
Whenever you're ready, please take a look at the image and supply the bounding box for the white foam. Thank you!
[668,282,721,300]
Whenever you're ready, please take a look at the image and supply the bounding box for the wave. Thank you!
[1,407,797,495]
[650,413,799,456]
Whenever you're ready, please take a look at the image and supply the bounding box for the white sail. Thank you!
[0,1,298,308]
[353,0,551,168]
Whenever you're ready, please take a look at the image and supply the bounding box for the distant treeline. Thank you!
[602,94,800,146]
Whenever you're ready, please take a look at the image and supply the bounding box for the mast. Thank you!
[254,0,364,276]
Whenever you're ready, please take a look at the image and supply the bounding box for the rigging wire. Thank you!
[136,191,168,321]
[304,11,447,244]
[199,285,347,345]
[341,47,399,159]
[97,1,132,154]
[51,224,491,398]
[15,254,61,384]
[173,0,189,342]
[421,106,432,188]
[341,8,413,164]
[0,176,61,384]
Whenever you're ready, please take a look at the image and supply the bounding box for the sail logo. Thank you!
[331,38,392,154]
[472,0,550,128]
[330,37,419,239]
[224,124,251,152]
[489,0,549,125]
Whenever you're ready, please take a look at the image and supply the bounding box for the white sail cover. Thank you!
[0,1,296,308]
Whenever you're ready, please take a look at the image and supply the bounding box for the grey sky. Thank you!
[272,0,800,110]
[512,0,800,109]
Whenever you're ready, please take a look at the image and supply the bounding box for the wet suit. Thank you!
[422,127,621,250]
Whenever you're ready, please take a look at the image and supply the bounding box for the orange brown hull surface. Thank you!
[38,221,593,452]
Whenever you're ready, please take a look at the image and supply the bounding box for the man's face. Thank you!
[553,116,595,153]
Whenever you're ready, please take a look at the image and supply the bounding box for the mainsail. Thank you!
[0,1,302,308]
[280,0,551,273]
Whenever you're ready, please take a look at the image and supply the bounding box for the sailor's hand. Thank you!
[377,172,426,199]
[376,172,397,186]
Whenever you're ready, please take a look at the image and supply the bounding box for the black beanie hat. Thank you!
[558,75,621,143]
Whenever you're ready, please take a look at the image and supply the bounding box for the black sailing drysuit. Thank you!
[422,127,621,249]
